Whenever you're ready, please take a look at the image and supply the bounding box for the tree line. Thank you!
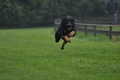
[0,0,120,28]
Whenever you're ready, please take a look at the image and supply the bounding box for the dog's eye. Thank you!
[65,20,69,23]
[69,19,73,23]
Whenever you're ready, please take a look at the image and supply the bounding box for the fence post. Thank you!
[75,24,77,30]
[109,26,112,40]
[85,25,88,35]
[94,26,96,37]
[54,19,57,32]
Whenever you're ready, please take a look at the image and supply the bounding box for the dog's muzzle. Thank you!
[66,21,73,30]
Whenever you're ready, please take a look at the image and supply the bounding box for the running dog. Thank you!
[55,15,76,50]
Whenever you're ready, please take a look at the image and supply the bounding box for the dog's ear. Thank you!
[55,31,61,43]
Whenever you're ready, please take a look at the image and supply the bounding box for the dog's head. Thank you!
[61,15,75,31]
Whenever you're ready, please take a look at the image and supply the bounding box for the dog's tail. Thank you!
[55,32,61,43]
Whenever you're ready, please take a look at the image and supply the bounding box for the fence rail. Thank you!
[54,21,120,40]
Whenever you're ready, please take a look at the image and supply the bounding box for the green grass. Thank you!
[0,27,120,80]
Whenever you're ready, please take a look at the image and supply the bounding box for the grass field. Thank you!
[0,27,120,80]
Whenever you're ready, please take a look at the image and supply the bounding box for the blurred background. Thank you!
[0,0,120,28]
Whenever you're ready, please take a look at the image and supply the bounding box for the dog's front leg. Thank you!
[61,41,67,50]
[63,36,70,42]
[68,31,76,37]
[61,36,70,50]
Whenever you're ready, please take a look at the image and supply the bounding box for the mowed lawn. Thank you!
[0,27,120,80]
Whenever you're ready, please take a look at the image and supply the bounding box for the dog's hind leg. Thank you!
[61,41,67,50]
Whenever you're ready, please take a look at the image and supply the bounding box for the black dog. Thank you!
[55,15,76,50]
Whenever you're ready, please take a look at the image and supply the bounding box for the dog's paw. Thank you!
[61,47,64,50]
[68,31,75,37]
[63,36,71,42]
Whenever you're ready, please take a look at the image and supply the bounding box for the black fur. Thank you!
[55,15,76,50]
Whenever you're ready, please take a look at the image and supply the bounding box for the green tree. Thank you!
[0,0,119,28]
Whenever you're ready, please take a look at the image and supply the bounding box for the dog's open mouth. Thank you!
[67,27,72,30]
